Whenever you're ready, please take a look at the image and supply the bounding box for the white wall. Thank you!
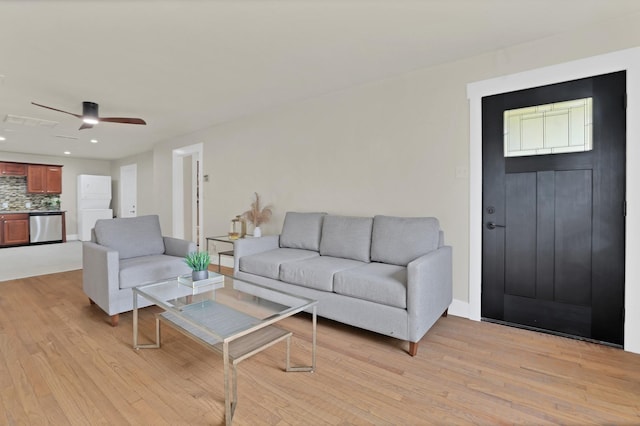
[148,13,640,349]
[0,151,110,238]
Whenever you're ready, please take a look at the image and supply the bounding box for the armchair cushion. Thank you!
[119,254,192,289]
[94,215,165,259]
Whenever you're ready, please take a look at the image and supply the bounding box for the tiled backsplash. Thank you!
[0,176,60,210]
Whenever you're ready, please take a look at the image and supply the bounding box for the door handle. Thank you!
[486,222,505,230]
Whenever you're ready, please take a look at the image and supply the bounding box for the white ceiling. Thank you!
[1,0,640,161]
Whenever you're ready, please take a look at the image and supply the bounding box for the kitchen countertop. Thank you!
[0,210,66,214]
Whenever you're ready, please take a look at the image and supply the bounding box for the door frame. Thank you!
[172,143,204,245]
[468,47,640,354]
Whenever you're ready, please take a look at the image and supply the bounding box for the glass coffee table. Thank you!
[132,273,317,425]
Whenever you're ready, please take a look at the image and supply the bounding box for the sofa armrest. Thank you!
[163,236,197,257]
[82,241,121,315]
[233,235,280,274]
[406,245,453,342]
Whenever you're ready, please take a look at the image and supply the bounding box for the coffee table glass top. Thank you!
[133,273,316,342]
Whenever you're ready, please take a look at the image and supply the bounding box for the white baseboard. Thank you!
[448,298,472,319]
[66,234,79,241]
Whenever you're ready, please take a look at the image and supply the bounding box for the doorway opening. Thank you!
[172,143,204,247]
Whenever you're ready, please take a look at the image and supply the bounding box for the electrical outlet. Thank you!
[2,202,8,209]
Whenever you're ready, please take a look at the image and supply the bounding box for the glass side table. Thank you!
[206,235,252,272]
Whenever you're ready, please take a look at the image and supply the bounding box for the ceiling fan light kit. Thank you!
[31,101,146,130]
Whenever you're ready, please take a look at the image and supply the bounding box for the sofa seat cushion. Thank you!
[334,263,407,309]
[95,215,166,260]
[319,215,373,263]
[280,212,327,251]
[239,248,319,280]
[371,215,440,266]
[279,256,365,292]
[119,254,191,289]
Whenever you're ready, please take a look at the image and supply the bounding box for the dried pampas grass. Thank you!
[242,192,273,226]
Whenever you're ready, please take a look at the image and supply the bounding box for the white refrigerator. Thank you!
[77,175,113,241]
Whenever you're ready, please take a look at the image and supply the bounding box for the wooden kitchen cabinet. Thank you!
[27,165,47,192]
[27,165,62,194]
[45,166,62,193]
[0,213,30,246]
[0,162,27,176]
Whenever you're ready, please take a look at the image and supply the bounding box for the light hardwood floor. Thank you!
[1,269,639,425]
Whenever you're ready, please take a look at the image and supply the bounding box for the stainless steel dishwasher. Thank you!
[29,212,63,243]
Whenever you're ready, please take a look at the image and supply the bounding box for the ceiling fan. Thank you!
[31,101,147,130]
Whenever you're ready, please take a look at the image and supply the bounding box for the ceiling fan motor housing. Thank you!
[82,101,99,122]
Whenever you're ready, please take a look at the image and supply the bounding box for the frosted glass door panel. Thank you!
[504,98,592,157]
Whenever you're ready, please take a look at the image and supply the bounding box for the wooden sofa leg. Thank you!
[442,308,448,317]
[408,341,419,357]
[110,314,119,327]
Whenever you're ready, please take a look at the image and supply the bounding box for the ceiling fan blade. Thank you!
[31,102,82,118]
[32,101,146,129]
[100,117,147,125]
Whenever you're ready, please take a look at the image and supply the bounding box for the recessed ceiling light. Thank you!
[63,151,71,155]
[90,139,98,144]
[0,136,6,141]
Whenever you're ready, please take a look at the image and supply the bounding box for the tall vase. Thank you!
[253,226,262,237]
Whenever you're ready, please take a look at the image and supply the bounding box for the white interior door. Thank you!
[120,164,137,218]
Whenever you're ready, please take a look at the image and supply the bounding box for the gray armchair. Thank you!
[82,215,196,326]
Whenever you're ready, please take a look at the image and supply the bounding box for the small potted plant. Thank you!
[185,251,210,281]
[242,192,272,237]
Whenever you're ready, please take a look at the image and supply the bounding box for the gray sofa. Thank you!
[234,212,452,355]
[82,215,196,326]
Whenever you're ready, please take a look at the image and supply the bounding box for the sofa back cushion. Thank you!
[94,215,166,260]
[280,212,327,251]
[320,215,373,263]
[371,215,440,266]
